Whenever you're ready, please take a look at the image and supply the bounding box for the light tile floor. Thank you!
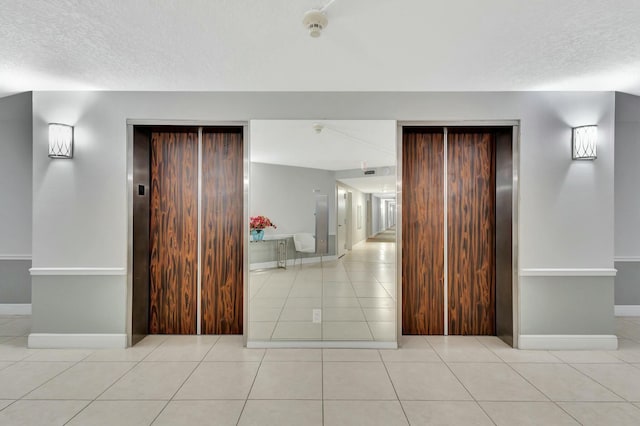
[2,316,640,424]
[249,240,397,342]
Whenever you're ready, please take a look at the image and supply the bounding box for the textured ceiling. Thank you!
[1,0,640,96]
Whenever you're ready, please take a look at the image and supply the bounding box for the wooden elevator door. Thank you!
[447,129,496,335]
[201,128,244,334]
[149,129,198,334]
[402,128,445,335]
[402,127,497,336]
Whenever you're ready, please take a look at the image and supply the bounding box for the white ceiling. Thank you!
[1,0,640,96]
[250,120,395,171]
[251,119,396,195]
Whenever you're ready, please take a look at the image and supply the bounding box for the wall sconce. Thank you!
[572,125,597,160]
[48,123,74,159]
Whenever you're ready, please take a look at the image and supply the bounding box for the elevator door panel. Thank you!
[402,129,445,335]
[447,130,496,335]
[201,128,244,334]
[149,130,199,334]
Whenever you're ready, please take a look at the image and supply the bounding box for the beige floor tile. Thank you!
[380,348,441,363]
[263,348,321,361]
[402,401,493,425]
[272,322,321,340]
[0,400,88,426]
[323,322,373,340]
[551,350,624,364]
[323,362,397,400]
[572,363,640,401]
[283,297,321,308]
[288,283,323,298]
[248,322,276,340]
[250,297,286,308]
[84,335,166,362]
[323,349,382,362]
[449,363,548,401]
[477,336,562,363]
[153,400,244,426]
[238,400,322,426]
[363,308,395,322]
[352,284,391,298]
[0,361,13,371]
[0,361,73,399]
[67,400,166,426]
[0,400,13,410]
[609,338,640,362]
[250,307,283,321]
[205,335,265,362]
[324,400,408,425]
[386,362,472,401]
[427,336,503,363]
[279,306,316,321]
[24,361,135,400]
[398,335,431,349]
[0,318,31,337]
[511,363,622,401]
[143,335,218,362]
[0,337,35,361]
[99,361,197,400]
[249,362,322,399]
[369,322,397,341]
[480,401,579,425]
[323,307,366,321]
[22,349,94,362]
[359,297,396,308]
[559,402,640,426]
[322,297,361,308]
[174,362,259,399]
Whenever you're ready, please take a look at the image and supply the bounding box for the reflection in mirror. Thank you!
[248,120,397,346]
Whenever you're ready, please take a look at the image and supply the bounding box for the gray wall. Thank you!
[29,91,616,341]
[0,92,32,304]
[614,92,640,305]
[371,195,383,236]
[250,162,336,237]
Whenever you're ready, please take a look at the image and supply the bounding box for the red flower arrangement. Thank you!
[250,215,277,230]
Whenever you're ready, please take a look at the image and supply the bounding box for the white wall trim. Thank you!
[28,333,127,349]
[518,334,618,350]
[0,304,32,315]
[29,267,126,276]
[519,268,617,277]
[0,255,32,261]
[615,305,640,317]
[614,256,640,262]
[247,340,397,349]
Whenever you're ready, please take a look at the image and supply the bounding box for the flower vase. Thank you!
[251,229,264,241]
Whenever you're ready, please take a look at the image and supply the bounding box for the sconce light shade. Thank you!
[48,123,74,159]
[572,125,597,160]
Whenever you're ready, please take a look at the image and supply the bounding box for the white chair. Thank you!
[293,233,317,266]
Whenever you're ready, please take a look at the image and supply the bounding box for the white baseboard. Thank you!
[615,305,640,317]
[519,334,618,350]
[28,333,127,349]
[0,304,32,315]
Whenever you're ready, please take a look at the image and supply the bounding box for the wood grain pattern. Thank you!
[447,130,496,335]
[402,128,445,335]
[149,130,198,334]
[201,128,244,334]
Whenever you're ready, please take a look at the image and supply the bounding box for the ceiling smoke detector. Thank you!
[303,9,328,38]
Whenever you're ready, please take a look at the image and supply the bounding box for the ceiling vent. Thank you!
[303,9,328,38]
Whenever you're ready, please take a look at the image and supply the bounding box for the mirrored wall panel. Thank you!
[247,120,397,346]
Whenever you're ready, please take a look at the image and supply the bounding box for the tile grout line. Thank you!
[379,355,411,425]
[235,345,267,425]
